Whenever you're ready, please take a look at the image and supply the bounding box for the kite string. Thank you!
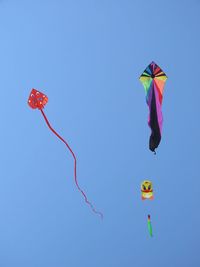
[40,109,103,219]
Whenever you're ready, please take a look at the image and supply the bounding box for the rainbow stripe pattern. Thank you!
[139,62,167,153]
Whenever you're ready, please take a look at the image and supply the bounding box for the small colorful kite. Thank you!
[147,215,153,237]
[28,89,103,219]
[139,62,167,153]
[141,180,153,200]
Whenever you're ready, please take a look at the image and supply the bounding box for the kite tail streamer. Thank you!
[40,109,103,219]
[147,214,153,237]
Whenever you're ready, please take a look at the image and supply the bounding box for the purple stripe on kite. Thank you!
[147,82,153,128]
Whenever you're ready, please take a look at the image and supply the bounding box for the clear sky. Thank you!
[0,0,199,266]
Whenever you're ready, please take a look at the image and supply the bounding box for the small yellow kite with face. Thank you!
[141,180,154,200]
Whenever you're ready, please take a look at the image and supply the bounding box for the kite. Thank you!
[141,180,153,200]
[139,62,168,153]
[28,89,103,219]
[147,215,153,237]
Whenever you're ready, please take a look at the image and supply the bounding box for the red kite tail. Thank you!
[40,109,103,219]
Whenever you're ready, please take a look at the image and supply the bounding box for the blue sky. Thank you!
[0,0,199,266]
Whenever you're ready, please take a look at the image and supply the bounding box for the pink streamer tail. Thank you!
[40,109,103,219]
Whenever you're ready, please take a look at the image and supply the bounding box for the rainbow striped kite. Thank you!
[139,62,167,153]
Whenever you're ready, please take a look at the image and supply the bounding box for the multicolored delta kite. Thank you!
[139,62,168,153]
[28,89,103,219]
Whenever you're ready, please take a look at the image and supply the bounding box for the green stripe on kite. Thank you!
[148,215,153,237]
